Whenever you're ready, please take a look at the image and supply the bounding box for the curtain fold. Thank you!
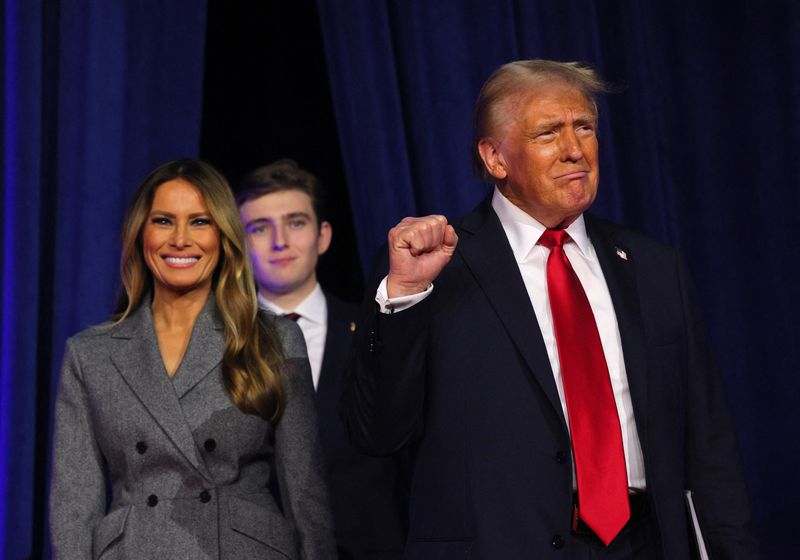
[1,2,44,556]
[1,1,207,556]
[316,0,419,268]
[317,1,800,556]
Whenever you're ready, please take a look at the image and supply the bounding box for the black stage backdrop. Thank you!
[199,1,363,303]
[1,0,797,557]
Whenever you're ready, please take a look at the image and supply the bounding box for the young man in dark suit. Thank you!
[237,160,406,559]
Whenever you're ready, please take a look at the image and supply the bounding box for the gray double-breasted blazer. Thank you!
[50,295,336,559]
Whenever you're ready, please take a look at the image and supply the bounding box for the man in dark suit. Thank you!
[237,160,407,559]
[342,60,758,559]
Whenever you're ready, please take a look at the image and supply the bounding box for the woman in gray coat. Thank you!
[50,159,336,559]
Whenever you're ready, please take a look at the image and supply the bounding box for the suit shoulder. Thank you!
[587,214,678,260]
[58,321,122,374]
[66,320,118,347]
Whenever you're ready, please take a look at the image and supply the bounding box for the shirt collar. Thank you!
[257,283,327,325]
[491,187,591,261]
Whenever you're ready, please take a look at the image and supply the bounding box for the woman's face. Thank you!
[142,178,220,297]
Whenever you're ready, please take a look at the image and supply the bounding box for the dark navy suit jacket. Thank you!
[316,292,407,559]
[343,197,758,559]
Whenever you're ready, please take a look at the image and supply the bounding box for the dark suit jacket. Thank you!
[50,295,336,559]
[342,197,758,559]
[315,292,407,559]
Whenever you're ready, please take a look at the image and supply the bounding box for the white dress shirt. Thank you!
[376,188,646,489]
[259,284,327,391]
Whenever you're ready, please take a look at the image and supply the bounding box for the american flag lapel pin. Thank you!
[615,247,628,261]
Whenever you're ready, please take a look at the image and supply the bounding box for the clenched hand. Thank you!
[386,215,458,298]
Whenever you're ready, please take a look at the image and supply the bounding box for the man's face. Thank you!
[479,84,600,228]
[239,189,331,299]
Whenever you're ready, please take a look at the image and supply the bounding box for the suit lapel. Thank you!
[109,299,214,481]
[171,296,225,399]
[586,215,649,454]
[457,198,568,429]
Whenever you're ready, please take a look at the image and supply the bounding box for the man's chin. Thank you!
[261,281,304,296]
[563,187,596,214]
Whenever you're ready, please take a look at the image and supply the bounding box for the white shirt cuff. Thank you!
[375,276,433,314]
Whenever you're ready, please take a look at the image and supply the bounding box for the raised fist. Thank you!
[386,215,458,297]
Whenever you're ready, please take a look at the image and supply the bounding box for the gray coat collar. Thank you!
[108,294,225,481]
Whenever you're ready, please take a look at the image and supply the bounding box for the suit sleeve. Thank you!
[679,255,760,558]
[49,337,107,559]
[341,248,430,456]
[273,322,337,560]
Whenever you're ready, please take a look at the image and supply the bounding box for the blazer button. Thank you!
[203,438,216,452]
[147,494,158,507]
[554,450,567,464]
[199,490,211,503]
[136,441,148,454]
[551,534,564,549]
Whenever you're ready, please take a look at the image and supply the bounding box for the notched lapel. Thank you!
[171,298,225,400]
[109,303,212,481]
[458,202,567,429]
[587,217,649,451]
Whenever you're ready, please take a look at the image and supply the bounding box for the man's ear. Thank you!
[477,138,508,180]
[317,221,332,256]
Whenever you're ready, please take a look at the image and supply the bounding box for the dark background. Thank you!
[200,1,363,301]
[2,0,798,557]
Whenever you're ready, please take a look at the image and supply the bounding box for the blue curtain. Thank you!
[317,1,800,557]
[0,0,207,556]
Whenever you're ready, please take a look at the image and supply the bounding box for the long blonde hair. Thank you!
[114,159,285,422]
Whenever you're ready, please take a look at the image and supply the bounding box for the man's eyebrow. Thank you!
[245,212,312,228]
[534,117,565,129]
[523,121,560,138]
[245,217,272,228]
[525,114,597,136]
[535,113,597,128]
[284,211,312,220]
[524,117,566,135]
[573,114,597,124]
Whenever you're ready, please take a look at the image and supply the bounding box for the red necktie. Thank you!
[539,229,630,545]
[283,312,301,322]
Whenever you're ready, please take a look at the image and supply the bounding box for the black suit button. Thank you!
[199,490,211,503]
[203,438,216,452]
[136,441,147,454]
[147,494,158,507]
[551,535,564,549]
[554,450,567,464]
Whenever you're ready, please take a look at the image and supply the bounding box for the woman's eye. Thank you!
[151,217,171,226]
[192,218,213,226]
